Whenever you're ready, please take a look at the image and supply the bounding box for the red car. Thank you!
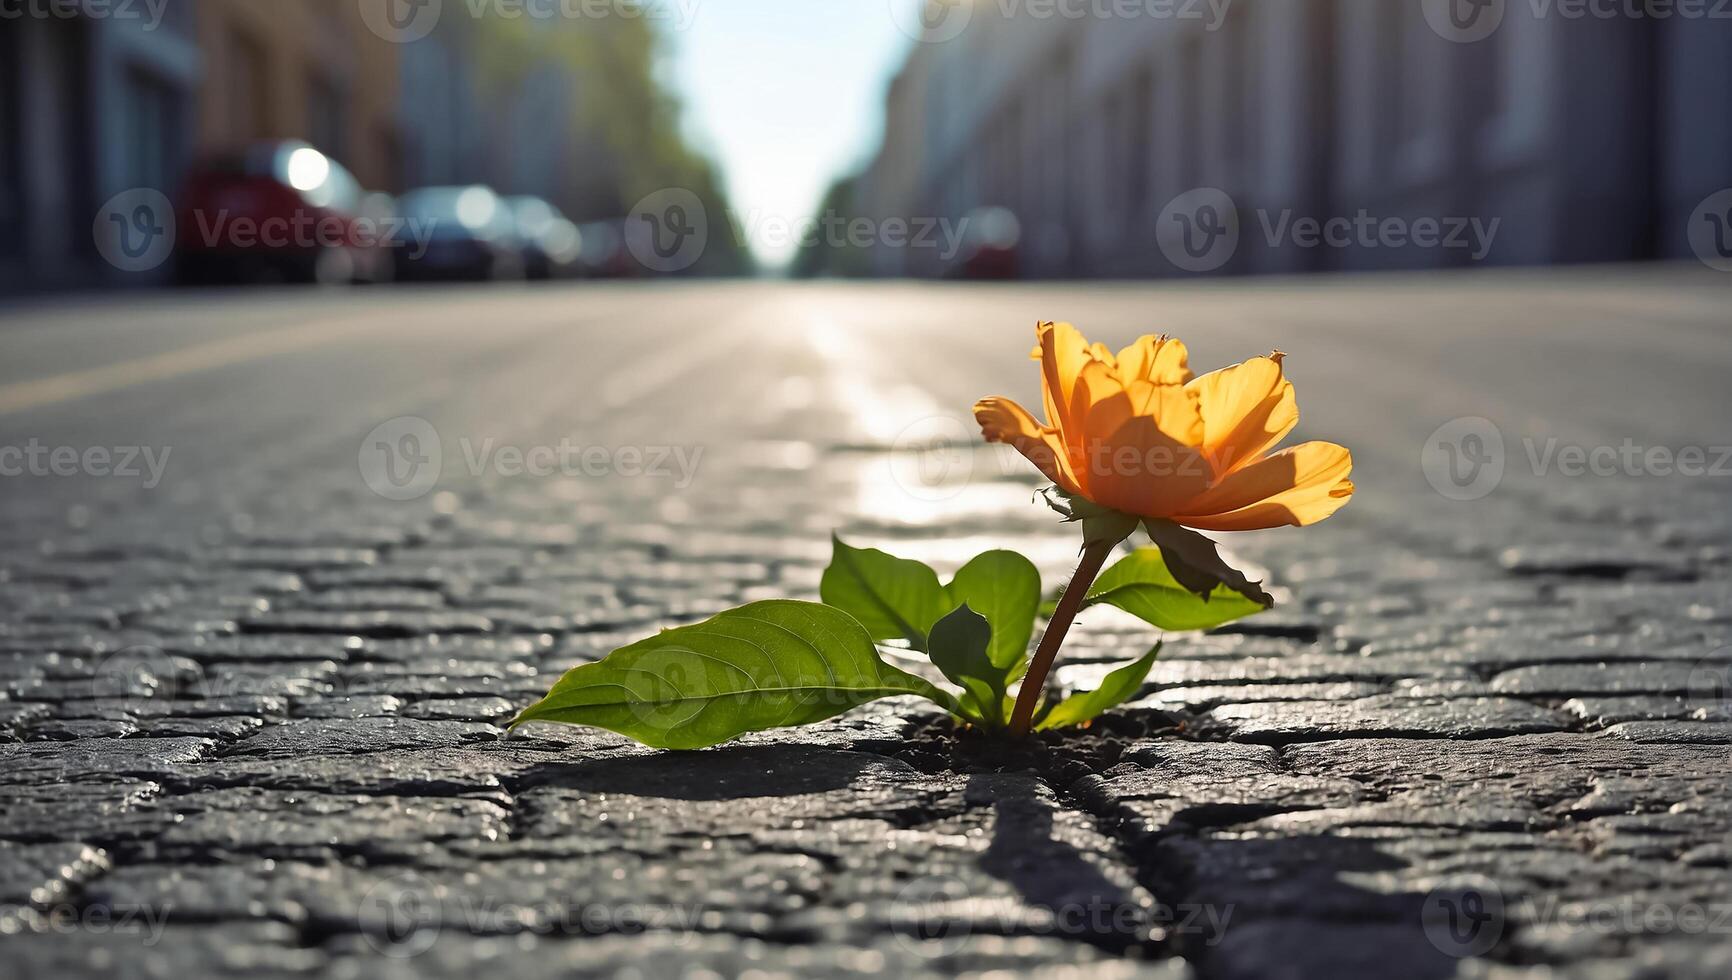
[174,141,394,285]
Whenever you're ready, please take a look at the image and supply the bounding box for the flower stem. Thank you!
[1009,539,1116,735]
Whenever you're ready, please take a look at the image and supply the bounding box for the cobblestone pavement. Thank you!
[2,268,1730,979]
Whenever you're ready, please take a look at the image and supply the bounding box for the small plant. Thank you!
[513,323,1354,748]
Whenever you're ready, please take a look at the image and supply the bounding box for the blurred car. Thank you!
[394,186,524,282]
[352,191,400,284]
[951,205,1022,280]
[575,219,632,278]
[507,196,583,280]
[174,141,390,285]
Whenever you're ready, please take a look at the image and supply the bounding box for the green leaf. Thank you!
[820,537,951,649]
[819,540,1045,728]
[510,600,959,750]
[1141,520,1274,607]
[927,604,1004,727]
[944,550,1041,678]
[1083,548,1269,632]
[1036,645,1161,731]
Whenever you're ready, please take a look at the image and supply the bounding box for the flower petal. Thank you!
[1082,371,1206,456]
[1187,353,1297,474]
[1116,335,1194,385]
[1037,323,1131,478]
[1036,321,1095,431]
[975,397,1084,496]
[1172,441,1355,531]
[1062,345,1210,517]
[1082,412,1216,518]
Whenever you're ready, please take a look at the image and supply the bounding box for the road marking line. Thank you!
[0,312,400,416]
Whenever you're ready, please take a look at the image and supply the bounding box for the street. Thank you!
[3,268,1731,978]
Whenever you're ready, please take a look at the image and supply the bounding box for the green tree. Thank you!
[791,175,871,279]
[469,12,750,275]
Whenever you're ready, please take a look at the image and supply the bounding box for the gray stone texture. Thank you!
[3,275,1731,977]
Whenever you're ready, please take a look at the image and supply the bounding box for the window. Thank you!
[1396,4,1433,149]
[0,25,20,254]
[154,0,196,37]
[1377,2,1411,153]
[227,29,269,140]
[1221,17,1249,180]
[1126,69,1152,218]
[1177,37,1201,188]
[1469,13,1511,134]
[308,75,346,159]
[124,67,183,193]
[1237,15,1260,187]
[1000,108,1021,208]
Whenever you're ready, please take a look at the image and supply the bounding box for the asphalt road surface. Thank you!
[2,268,1730,979]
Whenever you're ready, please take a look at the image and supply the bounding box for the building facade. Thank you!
[3,3,202,289]
[856,1,1732,278]
[1,0,400,291]
[196,0,402,190]
[398,15,486,191]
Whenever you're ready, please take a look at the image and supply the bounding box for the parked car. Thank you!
[394,186,524,282]
[352,191,401,284]
[575,219,632,278]
[174,141,389,285]
[507,196,583,280]
[951,205,1022,280]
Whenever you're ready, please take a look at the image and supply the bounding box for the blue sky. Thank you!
[663,1,918,268]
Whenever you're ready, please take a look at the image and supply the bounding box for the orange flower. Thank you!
[975,322,1354,532]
